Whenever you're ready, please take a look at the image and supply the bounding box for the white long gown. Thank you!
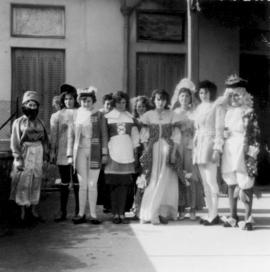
[139,110,178,223]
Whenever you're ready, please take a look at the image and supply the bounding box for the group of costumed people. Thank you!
[9,74,260,231]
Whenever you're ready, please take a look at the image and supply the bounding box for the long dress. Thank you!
[139,110,179,223]
[173,108,205,210]
[10,116,49,206]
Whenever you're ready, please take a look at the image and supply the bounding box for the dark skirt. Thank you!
[105,174,133,186]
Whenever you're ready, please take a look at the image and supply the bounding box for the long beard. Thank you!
[22,106,39,120]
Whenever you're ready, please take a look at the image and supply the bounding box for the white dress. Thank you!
[139,110,178,223]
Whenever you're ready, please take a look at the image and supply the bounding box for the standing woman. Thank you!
[193,80,225,225]
[221,75,260,231]
[97,93,113,214]
[10,91,49,224]
[139,89,183,225]
[104,91,140,224]
[67,87,108,224]
[50,84,80,222]
[171,81,205,220]
[131,95,151,217]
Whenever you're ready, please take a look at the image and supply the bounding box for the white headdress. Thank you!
[171,78,196,109]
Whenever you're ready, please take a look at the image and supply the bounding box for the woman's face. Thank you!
[136,101,147,117]
[25,100,38,109]
[178,91,191,108]
[80,96,93,109]
[199,88,210,103]
[154,94,166,110]
[229,91,244,107]
[64,94,75,109]
[115,98,127,112]
[104,99,112,113]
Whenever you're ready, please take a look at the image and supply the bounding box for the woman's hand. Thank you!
[15,158,24,171]
[67,157,73,165]
[211,150,220,163]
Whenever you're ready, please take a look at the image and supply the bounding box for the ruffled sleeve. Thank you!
[10,118,22,159]
[49,111,59,155]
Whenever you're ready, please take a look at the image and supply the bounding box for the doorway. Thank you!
[136,53,185,98]
[240,53,270,185]
[11,48,65,129]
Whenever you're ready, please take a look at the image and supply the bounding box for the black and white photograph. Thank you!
[0,0,269,271]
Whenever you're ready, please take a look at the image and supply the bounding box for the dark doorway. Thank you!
[240,53,270,185]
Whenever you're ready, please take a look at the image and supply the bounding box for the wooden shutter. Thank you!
[12,48,65,130]
[136,53,186,98]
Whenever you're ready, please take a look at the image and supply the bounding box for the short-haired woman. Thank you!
[171,79,205,220]
[50,84,80,222]
[139,89,183,225]
[193,80,225,226]
[104,91,140,224]
[67,87,108,224]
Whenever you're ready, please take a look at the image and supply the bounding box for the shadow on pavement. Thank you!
[0,191,156,272]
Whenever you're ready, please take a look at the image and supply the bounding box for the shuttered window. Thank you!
[11,48,65,130]
[136,53,185,98]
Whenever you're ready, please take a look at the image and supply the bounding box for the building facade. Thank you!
[0,0,269,182]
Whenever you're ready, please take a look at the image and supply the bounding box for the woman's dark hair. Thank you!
[172,87,192,109]
[60,91,79,109]
[133,95,152,118]
[112,91,130,110]
[78,89,97,104]
[151,89,170,109]
[102,93,113,104]
[197,80,217,102]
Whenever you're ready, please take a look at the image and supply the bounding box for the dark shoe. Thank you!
[199,218,207,225]
[243,222,253,231]
[130,215,139,221]
[203,216,220,226]
[112,217,121,224]
[103,208,111,214]
[90,219,102,225]
[159,216,168,225]
[120,217,130,224]
[72,215,86,224]
[54,214,67,223]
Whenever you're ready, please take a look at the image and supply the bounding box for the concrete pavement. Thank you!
[0,190,270,272]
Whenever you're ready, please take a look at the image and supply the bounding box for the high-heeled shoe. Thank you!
[120,216,129,224]
[72,215,86,224]
[112,218,121,224]
[203,215,220,226]
[90,218,102,225]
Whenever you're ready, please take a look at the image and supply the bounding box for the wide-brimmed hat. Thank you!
[22,90,40,105]
[60,84,77,96]
[225,74,248,88]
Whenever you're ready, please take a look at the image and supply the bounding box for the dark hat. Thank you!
[225,74,248,88]
[60,84,77,96]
